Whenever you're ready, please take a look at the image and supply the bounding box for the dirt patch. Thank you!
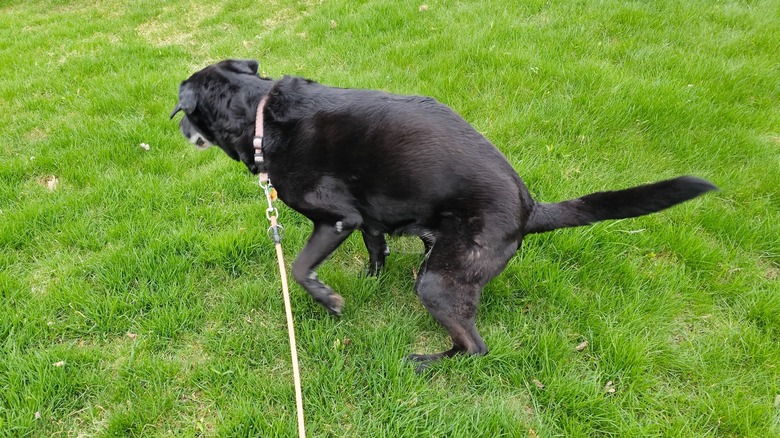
[27,127,48,142]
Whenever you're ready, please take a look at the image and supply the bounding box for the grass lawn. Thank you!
[1,0,779,436]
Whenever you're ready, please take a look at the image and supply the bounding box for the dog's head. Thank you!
[170,59,271,173]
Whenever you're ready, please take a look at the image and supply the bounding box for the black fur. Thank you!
[172,59,717,368]
[525,176,717,234]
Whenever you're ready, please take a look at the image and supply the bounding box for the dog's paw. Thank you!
[325,293,345,317]
[406,353,434,362]
[364,262,384,278]
[406,354,435,374]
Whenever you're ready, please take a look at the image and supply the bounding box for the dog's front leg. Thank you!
[292,221,355,316]
[361,232,390,276]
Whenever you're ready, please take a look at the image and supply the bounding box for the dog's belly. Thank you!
[357,198,436,236]
[356,195,494,245]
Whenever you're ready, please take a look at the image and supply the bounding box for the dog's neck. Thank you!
[253,94,270,182]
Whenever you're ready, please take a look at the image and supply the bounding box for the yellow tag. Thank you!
[270,188,278,201]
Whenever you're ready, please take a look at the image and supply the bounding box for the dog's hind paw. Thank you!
[406,354,437,373]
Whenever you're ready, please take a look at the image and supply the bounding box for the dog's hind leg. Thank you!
[408,269,486,364]
[292,221,357,316]
[361,232,390,276]
[408,238,517,370]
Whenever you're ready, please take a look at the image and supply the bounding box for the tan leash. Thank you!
[256,94,306,438]
[261,180,306,438]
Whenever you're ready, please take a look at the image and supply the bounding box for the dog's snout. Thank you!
[178,116,215,150]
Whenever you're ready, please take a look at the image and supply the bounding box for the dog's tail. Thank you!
[524,176,717,234]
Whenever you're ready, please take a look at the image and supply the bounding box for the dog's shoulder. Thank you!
[265,76,323,123]
[269,75,323,98]
[278,75,317,87]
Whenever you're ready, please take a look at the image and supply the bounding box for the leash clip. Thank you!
[261,177,282,242]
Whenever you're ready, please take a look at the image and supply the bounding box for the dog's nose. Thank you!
[195,137,205,147]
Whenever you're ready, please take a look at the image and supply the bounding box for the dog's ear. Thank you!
[232,59,259,75]
[170,83,197,119]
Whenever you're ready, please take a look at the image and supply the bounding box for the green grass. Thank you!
[1,0,779,436]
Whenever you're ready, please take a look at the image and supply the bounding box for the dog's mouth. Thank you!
[190,133,213,150]
[179,116,214,150]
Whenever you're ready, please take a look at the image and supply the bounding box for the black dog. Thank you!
[171,59,716,367]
